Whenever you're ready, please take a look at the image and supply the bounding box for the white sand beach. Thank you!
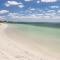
[0,23,60,60]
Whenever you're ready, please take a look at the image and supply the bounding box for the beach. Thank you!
[0,23,60,60]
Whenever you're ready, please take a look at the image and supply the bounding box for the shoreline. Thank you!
[5,23,60,60]
[0,23,60,60]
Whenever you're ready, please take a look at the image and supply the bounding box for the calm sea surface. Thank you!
[9,23,60,55]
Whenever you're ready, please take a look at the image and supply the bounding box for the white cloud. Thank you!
[18,4,24,8]
[30,8,36,10]
[2,9,60,22]
[24,0,33,2]
[37,1,40,3]
[47,10,56,12]
[49,6,59,9]
[5,1,24,8]
[0,16,6,20]
[0,10,9,14]
[5,3,10,7]
[41,0,57,2]
[8,13,22,19]
[44,10,57,16]
[23,8,58,18]
[24,9,60,19]
[5,1,21,6]
[57,10,60,13]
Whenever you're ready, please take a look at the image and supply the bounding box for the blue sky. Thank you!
[0,0,60,22]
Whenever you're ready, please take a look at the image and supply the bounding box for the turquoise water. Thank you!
[10,24,60,54]
[10,24,60,38]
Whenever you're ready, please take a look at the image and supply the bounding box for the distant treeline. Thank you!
[0,21,4,23]
[0,20,8,23]
[5,21,60,28]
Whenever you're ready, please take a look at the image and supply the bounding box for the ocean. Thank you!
[9,22,60,58]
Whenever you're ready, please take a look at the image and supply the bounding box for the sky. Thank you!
[0,0,60,22]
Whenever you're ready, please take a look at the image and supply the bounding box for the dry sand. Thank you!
[0,23,60,60]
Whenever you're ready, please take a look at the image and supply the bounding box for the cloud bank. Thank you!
[41,0,57,2]
[0,10,9,14]
[5,1,24,8]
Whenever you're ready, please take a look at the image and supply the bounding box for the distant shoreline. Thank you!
[0,21,60,28]
[6,22,60,29]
